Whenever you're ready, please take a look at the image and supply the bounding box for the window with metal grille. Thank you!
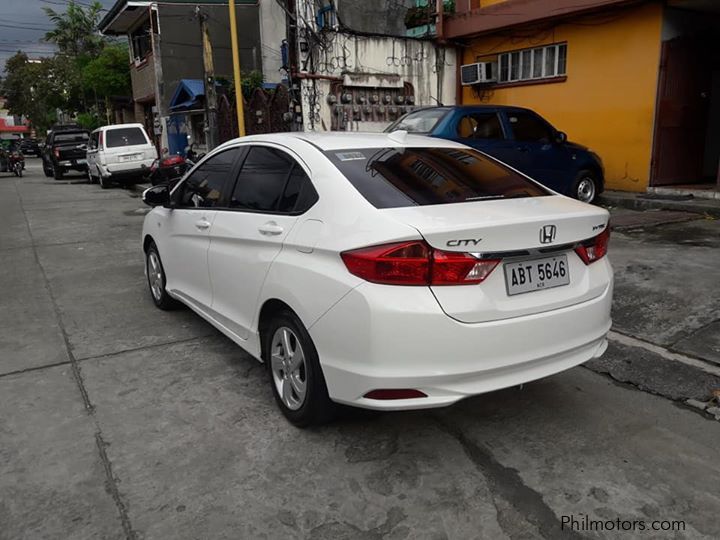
[498,44,567,84]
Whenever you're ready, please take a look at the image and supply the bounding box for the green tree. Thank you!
[82,44,131,98]
[0,53,58,133]
[82,44,131,123]
[43,0,105,58]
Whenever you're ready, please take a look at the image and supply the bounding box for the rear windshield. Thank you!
[384,108,449,133]
[54,132,89,143]
[105,127,148,148]
[325,147,549,209]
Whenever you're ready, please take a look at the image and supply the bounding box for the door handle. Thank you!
[195,218,211,230]
[258,222,284,236]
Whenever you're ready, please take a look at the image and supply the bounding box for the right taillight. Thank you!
[341,240,499,286]
[575,227,610,265]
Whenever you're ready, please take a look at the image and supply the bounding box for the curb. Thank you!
[598,192,720,218]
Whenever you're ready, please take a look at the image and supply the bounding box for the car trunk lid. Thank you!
[383,195,611,322]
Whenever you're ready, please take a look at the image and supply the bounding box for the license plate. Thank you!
[504,255,570,296]
[120,154,141,162]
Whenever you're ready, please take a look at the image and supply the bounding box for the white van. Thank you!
[87,123,157,188]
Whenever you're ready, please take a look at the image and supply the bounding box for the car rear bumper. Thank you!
[100,159,154,181]
[310,274,613,410]
[57,159,88,170]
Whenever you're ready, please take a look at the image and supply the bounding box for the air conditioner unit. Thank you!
[460,62,496,85]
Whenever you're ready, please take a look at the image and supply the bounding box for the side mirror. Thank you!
[555,131,567,144]
[142,185,170,207]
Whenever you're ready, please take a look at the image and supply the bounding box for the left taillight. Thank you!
[575,227,610,265]
[53,147,60,158]
[341,240,499,286]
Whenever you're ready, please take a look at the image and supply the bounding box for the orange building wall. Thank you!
[461,2,663,192]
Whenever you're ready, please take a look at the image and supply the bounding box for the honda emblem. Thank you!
[539,225,557,244]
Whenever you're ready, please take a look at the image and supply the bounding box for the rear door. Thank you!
[87,131,99,174]
[161,147,242,309]
[103,126,155,166]
[207,145,318,339]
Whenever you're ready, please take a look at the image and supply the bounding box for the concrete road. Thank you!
[1,159,719,540]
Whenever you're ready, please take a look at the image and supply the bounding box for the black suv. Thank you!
[42,125,90,180]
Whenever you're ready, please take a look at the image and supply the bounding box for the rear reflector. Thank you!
[341,240,499,286]
[575,227,610,264]
[364,389,427,400]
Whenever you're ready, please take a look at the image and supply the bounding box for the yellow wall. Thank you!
[462,2,663,192]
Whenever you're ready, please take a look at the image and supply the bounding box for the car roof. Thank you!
[220,131,468,151]
[96,123,146,132]
[410,105,535,113]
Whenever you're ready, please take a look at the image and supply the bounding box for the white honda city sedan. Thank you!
[141,132,613,426]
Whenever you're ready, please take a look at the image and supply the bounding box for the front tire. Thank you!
[145,242,179,310]
[573,170,598,204]
[263,310,335,427]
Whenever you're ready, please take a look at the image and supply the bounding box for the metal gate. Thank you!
[218,86,292,144]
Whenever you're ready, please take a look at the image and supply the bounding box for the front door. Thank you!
[503,109,575,192]
[208,145,317,339]
[651,38,712,185]
[162,146,242,309]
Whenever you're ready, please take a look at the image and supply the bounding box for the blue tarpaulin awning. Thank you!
[169,79,206,112]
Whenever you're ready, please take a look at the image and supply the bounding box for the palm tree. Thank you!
[43,1,105,58]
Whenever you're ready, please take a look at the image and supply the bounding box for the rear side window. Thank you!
[230,146,317,213]
[456,113,504,139]
[384,108,449,133]
[105,127,148,148]
[325,147,549,209]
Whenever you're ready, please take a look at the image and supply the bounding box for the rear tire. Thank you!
[99,174,110,189]
[53,167,64,180]
[145,241,180,310]
[43,163,53,177]
[572,170,598,204]
[263,310,336,427]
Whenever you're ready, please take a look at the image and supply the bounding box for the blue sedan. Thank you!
[385,106,604,203]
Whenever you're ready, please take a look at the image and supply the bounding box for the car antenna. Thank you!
[429,95,444,106]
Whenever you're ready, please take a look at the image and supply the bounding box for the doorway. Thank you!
[651,9,720,188]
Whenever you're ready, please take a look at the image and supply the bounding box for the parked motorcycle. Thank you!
[0,145,24,177]
[9,150,24,177]
[148,154,192,186]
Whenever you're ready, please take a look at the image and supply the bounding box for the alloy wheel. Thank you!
[147,251,164,302]
[270,327,307,410]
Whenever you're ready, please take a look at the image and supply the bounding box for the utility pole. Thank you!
[197,7,219,150]
[228,0,246,136]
